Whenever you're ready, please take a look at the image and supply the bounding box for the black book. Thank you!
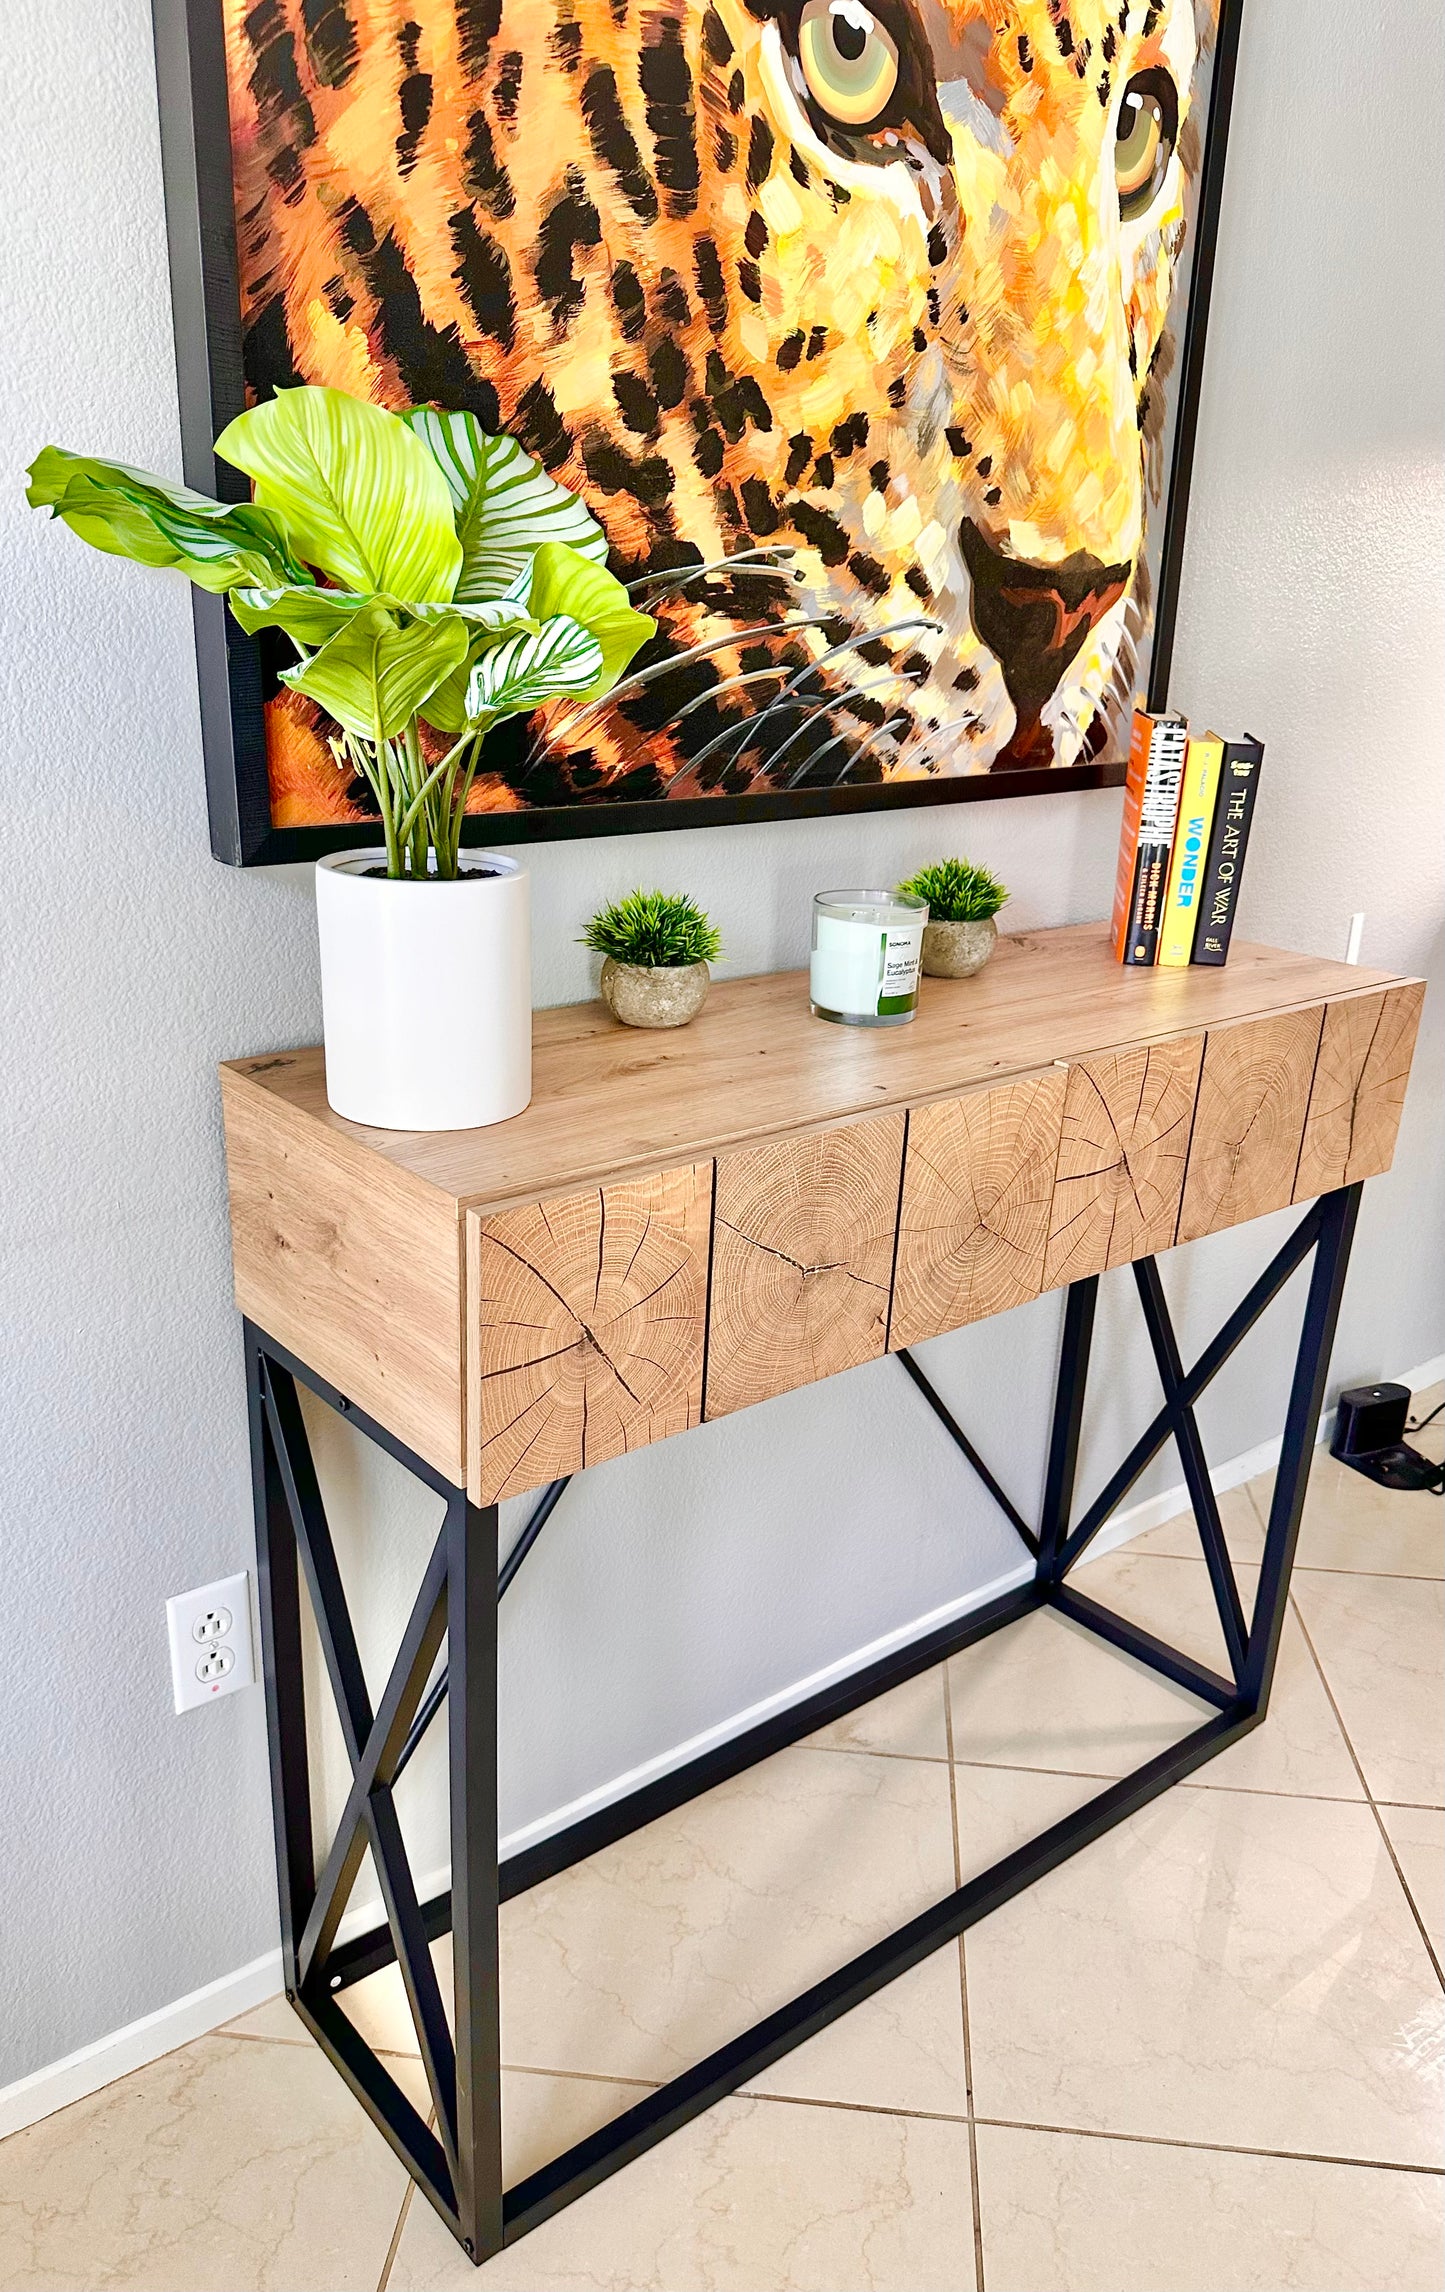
[1192,736,1264,965]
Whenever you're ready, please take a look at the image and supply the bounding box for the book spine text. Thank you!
[1158,734,1224,967]
[1192,738,1264,966]
[1122,717,1188,966]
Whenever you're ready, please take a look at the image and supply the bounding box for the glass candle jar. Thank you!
[810,889,928,1027]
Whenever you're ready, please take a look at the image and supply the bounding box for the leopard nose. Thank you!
[959,520,1131,769]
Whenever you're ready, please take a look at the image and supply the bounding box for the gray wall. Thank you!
[1,0,1441,2085]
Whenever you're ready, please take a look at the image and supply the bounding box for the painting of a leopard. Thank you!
[220,0,1225,826]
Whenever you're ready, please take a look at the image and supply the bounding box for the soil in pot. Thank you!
[359,862,504,880]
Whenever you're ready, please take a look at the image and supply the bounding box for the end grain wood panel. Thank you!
[1294,981,1425,1200]
[221,1069,464,1482]
[1176,1005,1324,1244]
[1043,1036,1204,1289]
[469,1165,712,1503]
[889,1070,1067,1349]
[705,1115,906,1420]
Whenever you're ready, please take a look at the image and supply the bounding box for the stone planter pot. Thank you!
[600,957,710,1028]
[921,916,998,979]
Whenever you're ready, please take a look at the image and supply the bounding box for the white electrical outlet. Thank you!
[166,1572,255,1713]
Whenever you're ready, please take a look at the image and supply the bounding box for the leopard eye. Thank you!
[797,0,900,129]
[1115,68,1179,220]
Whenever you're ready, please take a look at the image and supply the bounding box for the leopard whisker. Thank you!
[874,705,982,780]
[623,547,799,603]
[665,661,795,728]
[751,666,929,788]
[804,697,981,793]
[793,711,913,789]
[525,612,842,767]
[687,625,937,791]
[661,617,942,792]
[770,661,981,796]
[671,650,920,738]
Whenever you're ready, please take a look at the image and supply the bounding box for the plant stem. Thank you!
[445,724,490,871]
[395,732,472,856]
[399,728,426,880]
[346,733,399,877]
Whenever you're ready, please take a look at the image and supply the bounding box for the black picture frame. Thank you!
[151,0,1245,868]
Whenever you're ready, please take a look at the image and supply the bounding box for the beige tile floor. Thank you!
[2,1397,1441,2291]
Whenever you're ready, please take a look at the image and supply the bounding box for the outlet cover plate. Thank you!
[166,1572,255,1713]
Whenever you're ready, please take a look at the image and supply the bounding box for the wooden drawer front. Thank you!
[705,1114,906,1420]
[1043,1036,1204,1289]
[468,1165,712,1503]
[1294,981,1424,1199]
[222,1075,465,1483]
[889,1070,1066,1348]
[1177,1006,1323,1244]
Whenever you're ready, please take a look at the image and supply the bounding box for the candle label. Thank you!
[879,928,923,1014]
[811,908,924,1020]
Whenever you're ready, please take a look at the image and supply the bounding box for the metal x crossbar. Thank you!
[246,1181,1361,2263]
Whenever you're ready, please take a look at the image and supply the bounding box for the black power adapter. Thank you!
[1330,1383,1445,1493]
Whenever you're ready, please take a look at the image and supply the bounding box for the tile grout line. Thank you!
[803,1739,952,1768]
[1286,1585,1445,1992]
[506,2062,658,2093]
[375,2179,415,2292]
[1292,1564,1442,1582]
[952,1756,1377,1807]
[943,1658,988,2292]
[970,2114,1445,2179]
[221,2026,422,2062]
[1242,1469,1445,1991]
[1131,1535,1438,1587]
[378,2101,440,2292]
[717,2083,1445,2180]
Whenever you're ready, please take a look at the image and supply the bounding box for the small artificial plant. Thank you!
[582,890,723,970]
[897,857,1009,922]
[26,387,655,879]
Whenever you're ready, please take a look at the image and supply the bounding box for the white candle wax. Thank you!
[810,892,927,1024]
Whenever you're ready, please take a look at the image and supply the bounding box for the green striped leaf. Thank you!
[463,615,604,721]
[402,410,607,603]
[25,448,312,593]
[228,584,370,645]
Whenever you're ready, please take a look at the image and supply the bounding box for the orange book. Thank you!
[1110,711,1188,964]
[1110,710,1155,960]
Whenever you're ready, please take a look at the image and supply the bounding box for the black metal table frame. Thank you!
[246,1181,1361,2264]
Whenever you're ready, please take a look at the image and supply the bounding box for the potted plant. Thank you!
[898,858,1009,978]
[26,386,654,1130]
[582,892,722,1029]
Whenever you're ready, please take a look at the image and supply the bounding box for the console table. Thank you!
[222,922,1422,2264]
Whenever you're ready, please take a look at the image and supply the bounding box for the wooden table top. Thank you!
[222,923,1408,1216]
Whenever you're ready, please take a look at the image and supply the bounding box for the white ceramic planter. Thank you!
[315,851,531,1130]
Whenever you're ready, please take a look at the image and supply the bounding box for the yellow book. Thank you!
[1158,733,1224,966]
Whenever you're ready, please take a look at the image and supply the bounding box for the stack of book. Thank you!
[1111,711,1264,968]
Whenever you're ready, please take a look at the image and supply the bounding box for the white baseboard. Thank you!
[0,1951,284,2141]
[1399,1352,1445,1402]
[1078,1346,1445,1567]
[7,1352,1439,2145]
[1077,1430,1287,1566]
[0,1877,452,2144]
[496,1553,1037,1859]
